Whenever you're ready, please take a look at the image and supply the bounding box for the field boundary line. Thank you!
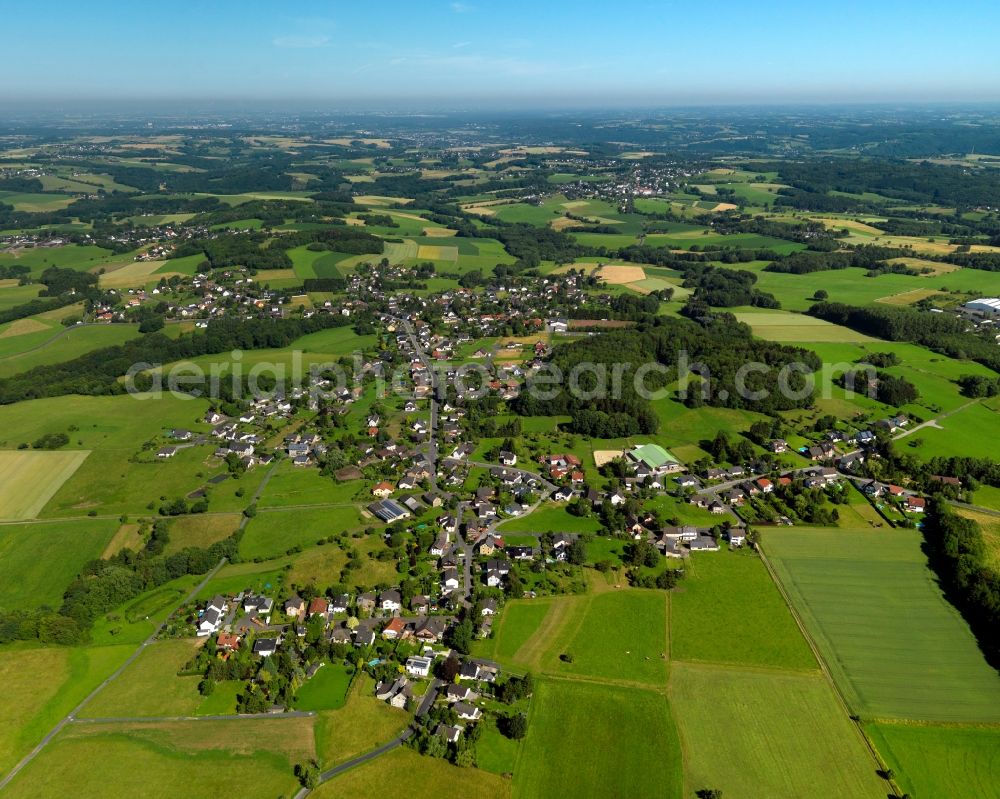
[670,658,822,678]
[757,543,899,797]
[539,671,669,694]
[69,711,316,725]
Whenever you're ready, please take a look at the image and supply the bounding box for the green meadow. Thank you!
[515,679,683,799]
[670,662,885,799]
[866,722,1000,799]
[670,547,817,671]
[765,527,1000,723]
[0,519,119,609]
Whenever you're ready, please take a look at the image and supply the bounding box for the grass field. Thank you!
[734,310,876,343]
[497,502,603,534]
[670,547,817,670]
[496,589,668,687]
[81,640,203,718]
[314,745,509,799]
[4,717,311,798]
[0,323,140,378]
[0,450,90,519]
[0,643,134,775]
[765,527,1000,722]
[514,679,682,799]
[473,600,553,662]
[313,675,409,768]
[0,518,120,609]
[669,662,885,799]
[293,663,353,711]
[866,721,1000,799]
[98,260,183,289]
[239,505,367,560]
[164,513,241,554]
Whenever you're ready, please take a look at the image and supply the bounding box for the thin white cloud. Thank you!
[453,41,472,49]
[273,34,330,49]
[450,2,474,12]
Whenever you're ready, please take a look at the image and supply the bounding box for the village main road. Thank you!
[391,316,440,491]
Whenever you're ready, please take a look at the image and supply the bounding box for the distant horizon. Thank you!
[4,97,1000,119]
[4,0,1000,109]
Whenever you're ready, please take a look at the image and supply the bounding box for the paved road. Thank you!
[392,316,440,492]
[292,679,442,798]
[0,557,229,791]
[292,730,414,799]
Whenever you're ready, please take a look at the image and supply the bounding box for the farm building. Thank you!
[964,298,1000,316]
[627,443,684,475]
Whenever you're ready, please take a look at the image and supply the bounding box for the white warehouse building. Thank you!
[964,298,1000,316]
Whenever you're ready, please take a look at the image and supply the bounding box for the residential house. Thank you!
[402,656,432,680]
[379,590,402,614]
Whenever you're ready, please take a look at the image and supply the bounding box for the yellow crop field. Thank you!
[598,264,646,284]
[0,318,49,339]
[98,261,181,289]
[0,450,90,519]
[416,245,458,261]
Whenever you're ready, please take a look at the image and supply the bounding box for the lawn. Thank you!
[0,450,90,519]
[514,679,682,799]
[497,502,603,534]
[80,640,204,718]
[0,518,119,609]
[866,721,1000,799]
[669,662,886,799]
[765,527,1000,722]
[314,746,510,799]
[670,547,817,671]
[293,663,354,711]
[4,717,311,799]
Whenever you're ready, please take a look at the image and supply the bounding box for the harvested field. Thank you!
[0,318,49,338]
[597,264,646,284]
[593,449,625,467]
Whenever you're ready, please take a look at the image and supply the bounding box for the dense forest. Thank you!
[924,500,1000,667]
[808,302,1000,373]
[763,158,1000,209]
[513,314,819,436]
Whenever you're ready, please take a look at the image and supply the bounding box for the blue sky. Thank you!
[4,0,1000,106]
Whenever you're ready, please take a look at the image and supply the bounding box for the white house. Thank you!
[406,656,433,678]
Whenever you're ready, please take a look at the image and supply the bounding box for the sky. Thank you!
[4,0,1000,108]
